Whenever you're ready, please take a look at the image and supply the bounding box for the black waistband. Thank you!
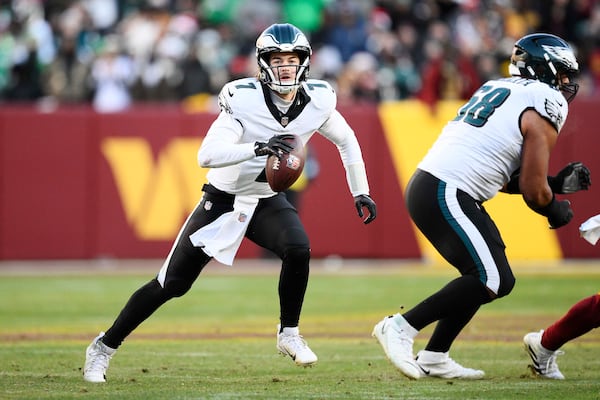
[202,183,235,202]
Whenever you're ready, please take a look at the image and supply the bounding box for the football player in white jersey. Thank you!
[373,33,591,380]
[83,23,377,382]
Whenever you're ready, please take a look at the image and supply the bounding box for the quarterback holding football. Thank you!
[83,23,377,383]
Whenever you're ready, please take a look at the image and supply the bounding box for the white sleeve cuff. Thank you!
[346,162,370,197]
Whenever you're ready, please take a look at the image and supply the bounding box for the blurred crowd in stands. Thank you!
[0,0,598,112]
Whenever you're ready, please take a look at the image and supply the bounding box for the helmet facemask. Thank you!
[559,81,579,103]
[258,50,310,94]
[255,23,312,95]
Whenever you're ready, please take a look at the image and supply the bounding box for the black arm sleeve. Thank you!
[503,171,556,195]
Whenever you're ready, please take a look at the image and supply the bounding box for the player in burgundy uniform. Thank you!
[372,33,590,380]
[524,292,600,379]
[83,23,376,383]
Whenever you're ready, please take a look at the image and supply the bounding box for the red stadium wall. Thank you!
[0,99,598,260]
[551,98,600,258]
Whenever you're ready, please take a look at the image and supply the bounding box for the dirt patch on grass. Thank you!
[3,314,600,344]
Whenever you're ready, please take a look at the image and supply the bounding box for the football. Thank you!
[266,134,305,192]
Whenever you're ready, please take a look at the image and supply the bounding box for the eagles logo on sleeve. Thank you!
[544,98,564,131]
[217,88,233,114]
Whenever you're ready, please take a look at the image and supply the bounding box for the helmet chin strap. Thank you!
[268,82,299,95]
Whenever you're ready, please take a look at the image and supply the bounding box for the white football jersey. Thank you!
[198,77,369,197]
[418,77,569,202]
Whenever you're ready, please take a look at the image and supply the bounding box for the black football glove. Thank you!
[547,199,574,229]
[533,195,573,229]
[354,194,377,224]
[548,162,591,194]
[254,134,295,157]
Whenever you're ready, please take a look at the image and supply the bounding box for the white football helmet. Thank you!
[256,23,312,94]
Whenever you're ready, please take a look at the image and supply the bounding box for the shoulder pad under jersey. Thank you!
[530,81,568,133]
[301,79,336,111]
[218,78,263,115]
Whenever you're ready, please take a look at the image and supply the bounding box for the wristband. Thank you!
[532,194,559,217]
[547,176,560,193]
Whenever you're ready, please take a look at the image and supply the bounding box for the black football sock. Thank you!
[102,279,171,349]
[278,247,309,328]
[424,303,480,353]
[403,274,490,331]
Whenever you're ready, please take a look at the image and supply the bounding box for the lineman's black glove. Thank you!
[533,195,573,229]
[354,194,377,224]
[254,134,295,157]
[549,162,591,194]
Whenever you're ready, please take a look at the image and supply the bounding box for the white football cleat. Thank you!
[372,315,421,379]
[276,325,318,367]
[415,350,485,379]
[83,332,116,383]
[523,330,565,379]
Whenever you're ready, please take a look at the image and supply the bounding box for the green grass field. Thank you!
[1,260,600,399]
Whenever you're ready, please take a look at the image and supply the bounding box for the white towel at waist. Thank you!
[579,213,600,246]
[189,195,259,265]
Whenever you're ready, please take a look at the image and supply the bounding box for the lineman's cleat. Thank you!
[415,350,485,379]
[372,315,421,379]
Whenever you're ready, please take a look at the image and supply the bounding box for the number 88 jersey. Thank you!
[417,77,569,202]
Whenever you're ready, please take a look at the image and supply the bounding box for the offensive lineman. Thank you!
[83,23,377,383]
[372,33,591,379]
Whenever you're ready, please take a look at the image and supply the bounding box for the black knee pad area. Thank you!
[283,247,310,272]
[284,246,310,262]
[496,275,516,299]
[161,279,194,298]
